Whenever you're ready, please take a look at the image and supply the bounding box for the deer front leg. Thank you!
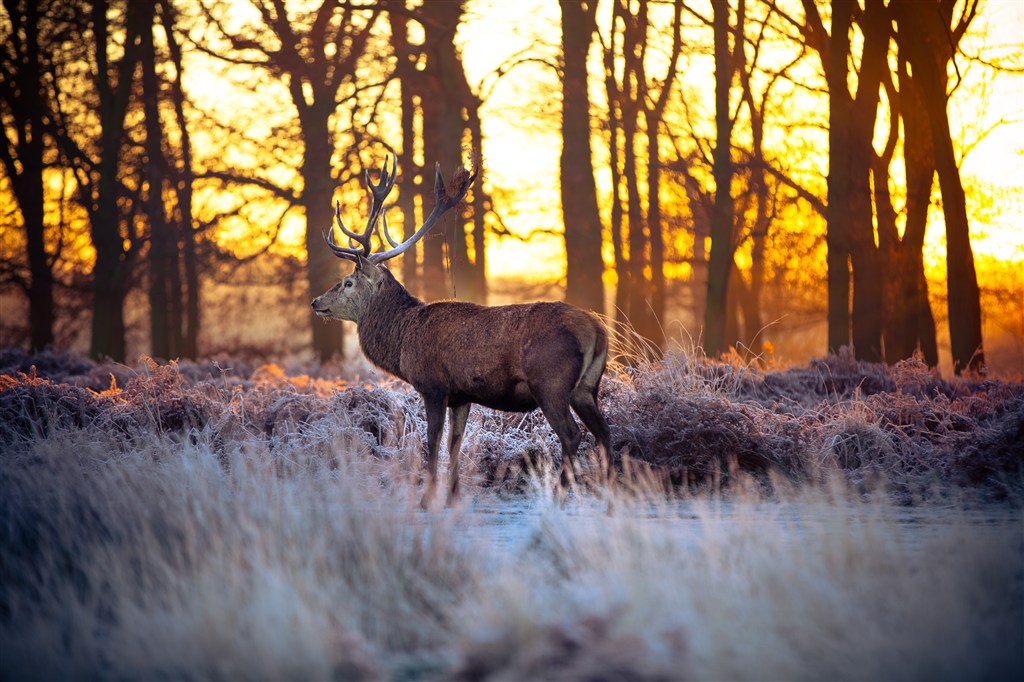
[421,392,447,510]
[447,403,471,506]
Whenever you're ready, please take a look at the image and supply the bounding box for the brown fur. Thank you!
[312,264,611,506]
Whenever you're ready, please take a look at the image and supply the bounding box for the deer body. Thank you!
[311,154,611,506]
[314,265,611,506]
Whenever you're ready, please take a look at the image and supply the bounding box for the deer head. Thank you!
[311,154,476,323]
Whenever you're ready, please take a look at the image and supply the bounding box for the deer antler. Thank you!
[325,154,477,265]
[326,154,398,261]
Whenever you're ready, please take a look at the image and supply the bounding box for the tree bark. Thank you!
[641,0,682,351]
[703,0,743,358]
[846,0,889,363]
[158,0,200,358]
[302,110,344,360]
[876,54,938,366]
[899,58,939,367]
[893,0,983,373]
[0,0,55,351]
[559,0,605,315]
[621,2,649,342]
[88,0,147,362]
[823,0,853,354]
[140,4,181,359]
[388,6,421,295]
[742,91,769,358]
[467,100,488,301]
[414,0,483,303]
[604,0,629,333]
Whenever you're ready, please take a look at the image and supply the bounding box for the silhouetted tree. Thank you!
[704,0,745,358]
[196,0,382,361]
[603,0,679,355]
[873,57,939,367]
[158,0,200,358]
[0,0,61,350]
[61,0,151,361]
[388,3,421,295]
[821,0,853,354]
[642,0,683,346]
[893,0,984,374]
[414,0,484,303]
[138,0,181,359]
[798,0,888,363]
[559,0,605,315]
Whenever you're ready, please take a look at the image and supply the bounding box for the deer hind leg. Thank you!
[446,403,470,506]
[421,393,447,510]
[525,329,585,492]
[530,378,583,491]
[571,343,612,482]
[538,398,582,491]
[571,387,611,483]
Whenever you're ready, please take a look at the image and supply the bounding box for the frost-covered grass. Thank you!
[1,349,1022,679]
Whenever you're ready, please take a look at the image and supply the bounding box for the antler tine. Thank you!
[324,225,364,262]
[368,161,478,264]
[380,210,402,248]
[335,200,371,249]
[364,154,397,237]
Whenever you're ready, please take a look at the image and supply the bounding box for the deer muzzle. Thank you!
[311,298,331,317]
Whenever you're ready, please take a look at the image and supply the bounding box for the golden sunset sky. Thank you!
[182,0,1023,287]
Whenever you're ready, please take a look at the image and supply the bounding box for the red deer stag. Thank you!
[311,154,611,507]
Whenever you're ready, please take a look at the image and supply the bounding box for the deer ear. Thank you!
[359,260,384,286]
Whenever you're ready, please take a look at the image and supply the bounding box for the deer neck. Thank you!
[356,279,422,380]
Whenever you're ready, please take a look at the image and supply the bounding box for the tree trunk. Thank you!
[559,0,605,315]
[894,1,983,373]
[846,0,889,363]
[418,56,447,302]
[604,0,628,333]
[620,0,657,348]
[88,0,145,362]
[416,0,472,303]
[302,111,345,361]
[899,57,939,366]
[703,0,741,358]
[158,0,200,358]
[641,0,681,351]
[646,128,666,349]
[467,101,488,302]
[931,85,984,373]
[388,7,421,295]
[140,7,180,359]
[875,54,938,366]
[0,0,56,351]
[744,111,768,358]
[824,0,853,354]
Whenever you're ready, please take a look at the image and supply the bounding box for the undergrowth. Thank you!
[1,348,1022,680]
[1,347,1021,501]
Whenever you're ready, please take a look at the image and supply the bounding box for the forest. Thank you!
[1,0,1022,374]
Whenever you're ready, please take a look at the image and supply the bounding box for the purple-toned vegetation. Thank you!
[2,348,1021,500]
[1,348,1021,680]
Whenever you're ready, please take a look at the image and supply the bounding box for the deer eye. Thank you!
[344,280,353,289]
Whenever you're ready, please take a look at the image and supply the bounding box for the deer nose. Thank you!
[311,298,331,315]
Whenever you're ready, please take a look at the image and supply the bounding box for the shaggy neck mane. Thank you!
[356,267,422,379]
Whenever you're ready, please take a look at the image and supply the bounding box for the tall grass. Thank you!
[1,349,1022,679]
